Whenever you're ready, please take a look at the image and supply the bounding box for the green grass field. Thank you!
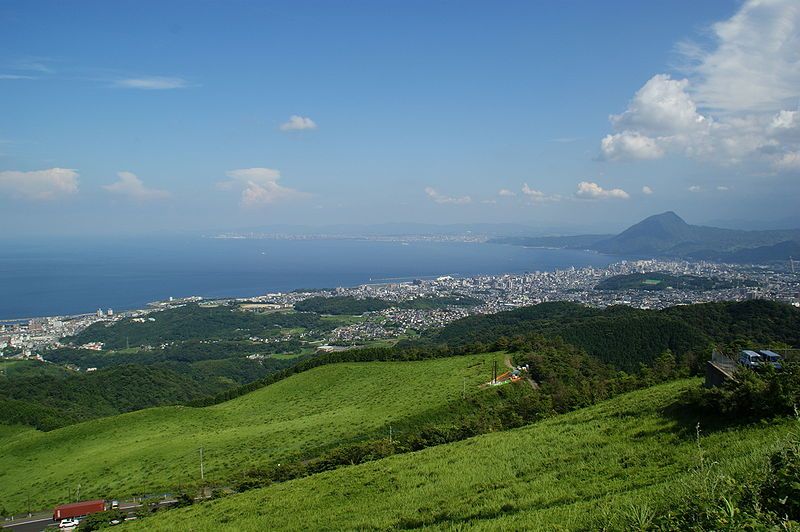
[0,424,35,440]
[0,353,502,514]
[128,379,797,531]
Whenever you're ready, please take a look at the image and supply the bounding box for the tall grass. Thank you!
[0,353,502,514]
[128,380,796,531]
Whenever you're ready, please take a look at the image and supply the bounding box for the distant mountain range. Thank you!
[491,211,800,263]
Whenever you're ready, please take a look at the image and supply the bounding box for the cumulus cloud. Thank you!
[424,187,471,205]
[280,115,317,131]
[498,188,516,197]
[521,183,560,204]
[113,77,188,90]
[601,130,665,161]
[611,75,707,135]
[600,0,800,172]
[717,185,730,191]
[688,185,702,192]
[103,172,170,201]
[0,168,78,200]
[642,186,653,195]
[221,168,308,208]
[575,181,629,200]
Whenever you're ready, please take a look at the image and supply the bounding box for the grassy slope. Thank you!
[0,424,37,439]
[0,353,501,514]
[131,380,796,531]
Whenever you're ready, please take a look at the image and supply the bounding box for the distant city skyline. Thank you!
[2,0,799,235]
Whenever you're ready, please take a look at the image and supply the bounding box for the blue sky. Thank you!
[1,0,799,235]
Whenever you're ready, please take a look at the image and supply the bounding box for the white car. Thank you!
[59,518,80,529]
[739,350,762,369]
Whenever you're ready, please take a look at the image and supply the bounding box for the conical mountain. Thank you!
[593,212,694,254]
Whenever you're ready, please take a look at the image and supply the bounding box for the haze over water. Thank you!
[0,237,614,320]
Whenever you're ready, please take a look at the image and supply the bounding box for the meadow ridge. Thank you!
[126,379,797,531]
[0,353,503,514]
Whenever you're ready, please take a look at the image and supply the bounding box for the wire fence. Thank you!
[710,349,737,373]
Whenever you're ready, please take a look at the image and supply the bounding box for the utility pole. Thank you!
[199,447,205,482]
[388,425,393,443]
[76,484,81,502]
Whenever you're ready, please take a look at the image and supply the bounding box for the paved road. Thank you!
[0,515,54,532]
[2,502,160,532]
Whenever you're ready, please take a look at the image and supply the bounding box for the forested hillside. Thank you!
[0,357,294,430]
[70,304,331,348]
[424,300,799,371]
[294,295,481,314]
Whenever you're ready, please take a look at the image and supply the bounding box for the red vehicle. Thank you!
[53,500,106,521]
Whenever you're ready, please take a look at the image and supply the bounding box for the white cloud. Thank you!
[222,168,308,208]
[498,188,516,197]
[0,168,78,200]
[601,0,800,172]
[103,172,170,201]
[689,185,702,192]
[280,115,318,131]
[642,186,653,195]
[601,131,665,161]
[716,185,730,191]
[683,0,800,113]
[481,199,497,204]
[113,77,188,90]
[520,183,561,204]
[12,58,53,73]
[0,74,36,80]
[774,151,800,170]
[575,181,629,200]
[771,110,799,131]
[611,74,707,135]
[424,187,471,205]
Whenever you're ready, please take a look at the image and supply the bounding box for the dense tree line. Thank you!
[684,362,800,420]
[70,304,329,348]
[423,300,799,371]
[294,296,393,314]
[45,339,303,369]
[294,295,482,315]
[0,356,294,430]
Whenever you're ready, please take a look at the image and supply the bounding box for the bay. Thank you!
[0,237,614,319]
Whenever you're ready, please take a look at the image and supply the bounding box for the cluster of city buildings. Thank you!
[1,259,798,357]
[245,259,800,345]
